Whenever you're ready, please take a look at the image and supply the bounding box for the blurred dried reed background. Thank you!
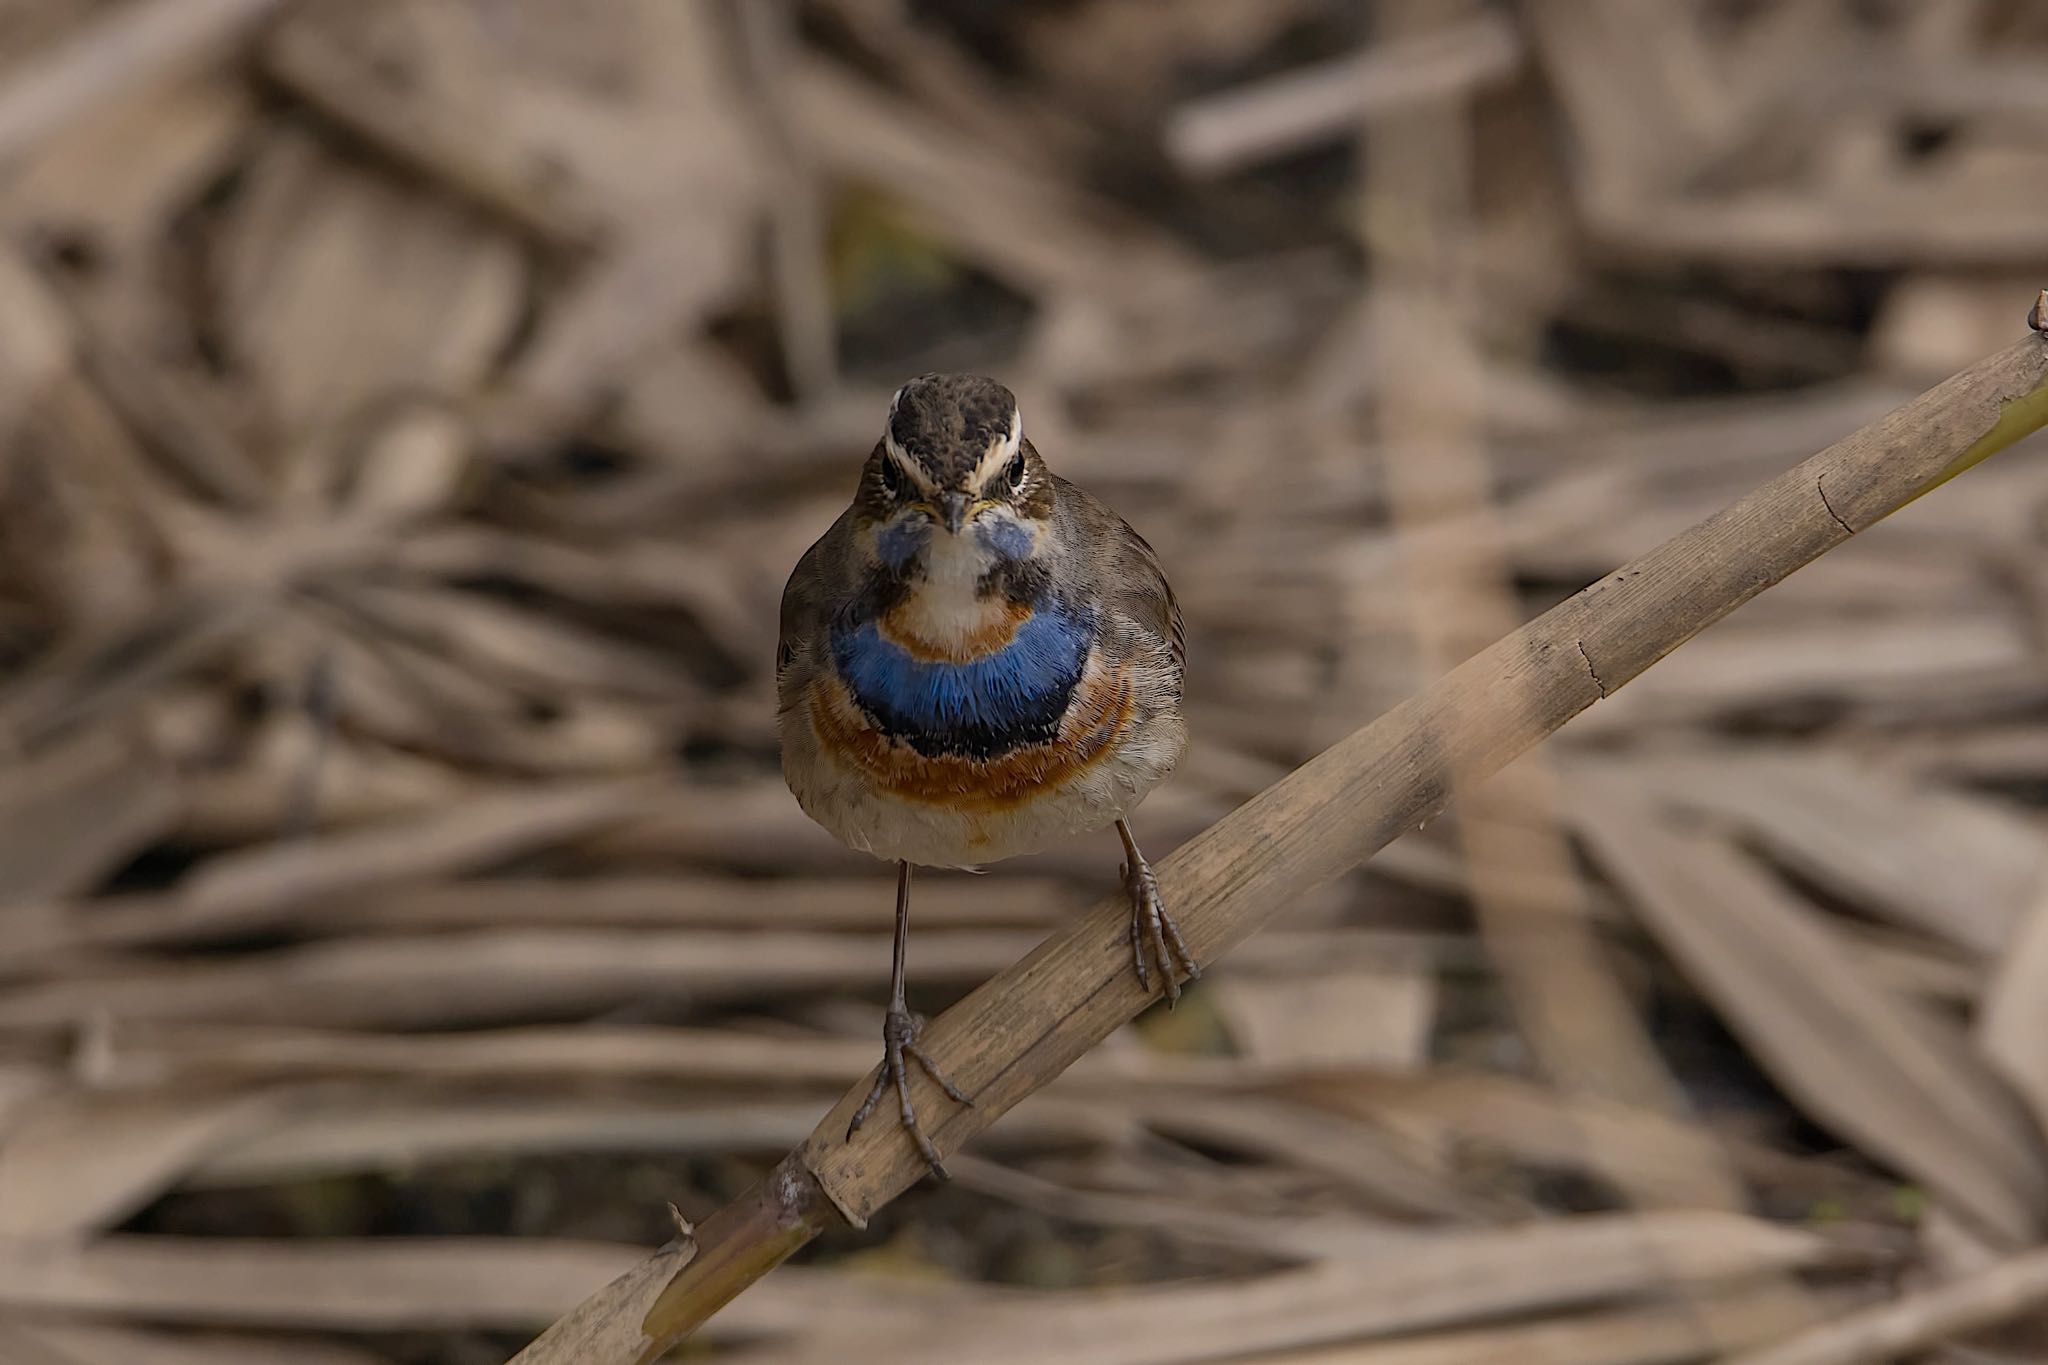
[3,1,2048,1363]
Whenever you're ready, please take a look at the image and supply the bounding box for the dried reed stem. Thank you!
[511,330,2048,1365]
[1720,1242,2048,1365]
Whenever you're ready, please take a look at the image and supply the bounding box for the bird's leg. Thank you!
[846,860,972,1178]
[1118,819,1199,1007]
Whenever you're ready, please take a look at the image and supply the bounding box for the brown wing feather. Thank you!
[1122,519,1185,673]
[1051,474,1183,676]
[776,509,851,701]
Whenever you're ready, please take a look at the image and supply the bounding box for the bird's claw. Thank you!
[1125,855,1198,1007]
[847,1007,973,1179]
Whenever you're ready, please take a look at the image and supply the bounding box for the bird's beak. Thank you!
[936,491,972,534]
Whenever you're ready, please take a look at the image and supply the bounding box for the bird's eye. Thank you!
[1004,451,1026,492]
[880,457,909,500]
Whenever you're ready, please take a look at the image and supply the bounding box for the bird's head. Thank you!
[855,374,1051,576]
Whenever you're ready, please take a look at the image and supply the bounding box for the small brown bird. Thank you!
[775,374,1195,1176]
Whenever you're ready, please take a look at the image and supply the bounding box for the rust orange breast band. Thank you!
[808,663,1135,812]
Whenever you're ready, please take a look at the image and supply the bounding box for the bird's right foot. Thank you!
[1125,850,1199,1007]
[847,1007,973,1179]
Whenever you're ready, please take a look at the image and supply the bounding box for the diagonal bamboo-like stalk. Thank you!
[508,324,2048,1365]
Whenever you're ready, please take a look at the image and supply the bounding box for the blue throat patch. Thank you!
[831,600,1093,759]
[875,518,929,571]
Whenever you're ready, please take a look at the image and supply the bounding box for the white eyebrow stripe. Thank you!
[882,432,938,492]
[969,408,1024,487]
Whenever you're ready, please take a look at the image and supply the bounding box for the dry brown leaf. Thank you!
[0,731,179,904]
[499,228,755,433]
[388,525,763,674]
[214,127,523,437]
[1226,1287,1848,1365]
[89,1021,882,1090]
[1565,616,2031,735]
[0,1322,393,1365]
[338,873,1076,934]
[332,402,470,526]
[790,54,1200,300]
[0,1065,53,1137]
[1015,0,1316,117]
[175,1089,1155,1193]
[260,3,601,250]
[746,1213,1841,1365]
[0,0,282,165]
[483,0,761,221]
[0,76,250,263]
[6,371,188,626]
[1573,774,2048,1246]
[1720,1242,2048,1365]
[85,1016,1297,1097]
[944,1154,1410,1262]
[62,300,269,508]
[183,1096,832,1188]
[1622,751,2046,958]
[1132,1094,1497,1222]
[1520,0,1738,199]
[0,1088,283,1236]
[0,1234,935,1339]
[1166,12,1523,175]
[1979,883,2048,1137]
[0,245,73,442]
[0,927,1038,1029]
[1875,272,2048,379]
[1212,967,1435,1071]
[0,922,1461,1029]
[58,778,658,950]
[1295,1071,1779,1215]
[1593,175,2048,267]
[0,579,276,752]
[171,718,475,841]
[333,583,690,701]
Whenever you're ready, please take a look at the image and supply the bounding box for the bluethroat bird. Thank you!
[777,373,1194,1178]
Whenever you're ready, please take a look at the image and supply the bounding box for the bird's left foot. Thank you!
[1123,848,1199,1007]
[847,1007,973,1179]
